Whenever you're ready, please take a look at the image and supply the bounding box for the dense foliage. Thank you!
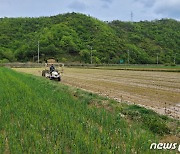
[0,13,179,64]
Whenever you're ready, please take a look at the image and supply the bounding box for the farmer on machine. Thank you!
[50,64,55,73]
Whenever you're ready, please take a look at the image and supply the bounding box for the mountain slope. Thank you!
[0,13,179,64]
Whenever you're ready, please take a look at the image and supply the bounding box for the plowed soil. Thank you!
[14,67,180,116]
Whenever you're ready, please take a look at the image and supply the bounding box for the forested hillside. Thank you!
[0,12,179,64]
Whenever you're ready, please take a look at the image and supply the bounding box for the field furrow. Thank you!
[14,67,180,117]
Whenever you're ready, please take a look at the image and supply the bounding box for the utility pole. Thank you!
[88,45,93,64]
[174,53,177,64]
[90,46,92,64]
[38,41,40,63]
[131,11,133,22]
[156,53,159,65]
[127,50,130,64]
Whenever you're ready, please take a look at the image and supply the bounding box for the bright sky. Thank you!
[0,0,180,21]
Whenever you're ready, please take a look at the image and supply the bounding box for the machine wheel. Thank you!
[42,70,49,77]
[42,70,45,76]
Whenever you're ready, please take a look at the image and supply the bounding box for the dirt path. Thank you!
[14,67,180,118]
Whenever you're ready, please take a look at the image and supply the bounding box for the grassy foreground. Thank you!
[0,68,178,153]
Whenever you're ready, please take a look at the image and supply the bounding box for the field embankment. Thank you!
[0,67,179,153]
[89,65,180,72]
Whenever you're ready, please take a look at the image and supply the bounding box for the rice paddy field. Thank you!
[0,67,179,153]
[14,67,180,117]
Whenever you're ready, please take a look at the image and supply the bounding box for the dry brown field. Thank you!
[14,67,180,116]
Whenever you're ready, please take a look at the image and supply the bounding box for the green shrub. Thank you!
[143,116,170,135]
[170,63,176,66]
[0,58,9,63]
[122,105,170,135]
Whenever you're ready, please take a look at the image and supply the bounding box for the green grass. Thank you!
[0,67,178,153]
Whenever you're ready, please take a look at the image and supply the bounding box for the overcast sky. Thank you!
[0,0,180,21]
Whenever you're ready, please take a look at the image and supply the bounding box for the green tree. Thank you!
[0,47,16,62]
[60,36,78,54]
[79,49,90,63]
